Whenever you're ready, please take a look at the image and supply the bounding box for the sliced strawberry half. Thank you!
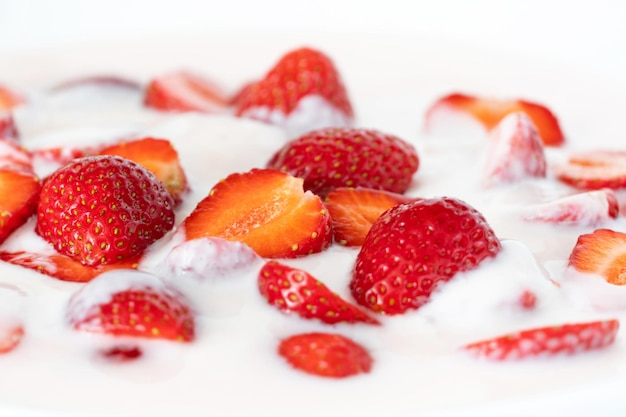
[258,260,379,325]
[0,170,41,245]
[465,319,619,360]
[99,137,188,203]
[522,189,619,226]
[144,71,230,113]
[0,251,141,282]
[67,269,195,341]
[325,187,417,246]
[425,93,565,147]
[568,228,626,285]
[180,169,332,258]
[483,112,546,187]
[554,151,626,190]
[0,85,23,111]
[278,332,373,378]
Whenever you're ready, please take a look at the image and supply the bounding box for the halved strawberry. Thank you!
[67,269,195,342]
[278,332,373,378]
[483,112,546,187]
[235,47,353,136]
[465,319,619,360]
[0,322,23,354]
[0,170,41,245]
[0,85,23,111]
[99,137,188,203]
[0,251,141,282]
[522,189,619,226]
[424,93,565,146]
[568,228,626,285]
[554,151,626,190]
[144,71,230,113]
[180,168,332,258]
[258,260,379,325]
[325,187,417,246]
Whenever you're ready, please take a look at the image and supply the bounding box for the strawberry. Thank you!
[483,112,546,187]
[0,322,23,354]
[0,251,141,282]
[325,187,417,246]
[424,93,565,146]
[36,155,175,266]
[522,189,619,226]
[50,75,141,92]
[568,228,626,285]
[99,345,143,362]
[278,332,373,378]
[67,270,195,342]
[31,145,98,166]
[465,319,619,360]
[258,260,379,325]
[0,140,36,173]
[267,128,419,197]
[0,113,18,141]
[554,150,626,190]
[0,170,41,245]
[144,71,229,113]
[351,197,502,315]
[180,168,332,258]
[99,137,189,203]
[0,85,23,111]
[235,47,353,135]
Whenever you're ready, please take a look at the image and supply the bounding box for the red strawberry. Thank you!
[180,168,332,258]
[522,189,619,226]
[0,85,23,111]
[267,128,419,197]
[258,260,379,325]
[235,47,353,135]
[518,290,537,310]
[67,270,195,342]
[99,345,143,362]
[99,137,189,203]
[554,151,626,190]
[325,187,417,246]
[0,170,41,245]
[36,155,175,266]
[483,112,546,187]
[568,228,626,285]
[0,113,19,141]
[0,322,23,354]
[351,197,502,315]
[0,251,141,282]
[144,71,229,113]
[278,332,373,378]
[424,93,565,146]
[465,319,619,360]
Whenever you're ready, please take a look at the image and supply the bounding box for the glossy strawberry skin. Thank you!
[351,197,501,315]
[278,332,373,378]
[258,260,379,325]
[268,128,419,197]
[36,155,175,266]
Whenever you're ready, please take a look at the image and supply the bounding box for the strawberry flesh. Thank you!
[0,85,23,111]
[522,189,619,226]
[0,170,41,245]
[0,323,23,354]
[569,228,626,285]
[144,71,229,113]
[0,113,19,141]
[278,332,373,378]
[258,260,379,325]
[554,151,626,190]
[181,168,332,258]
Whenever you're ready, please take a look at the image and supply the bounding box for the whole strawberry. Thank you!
[350,197,501,315]
[36,155,175,266]
[267,127,419,196]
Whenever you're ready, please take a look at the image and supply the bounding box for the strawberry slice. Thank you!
[0,251,141,282]
[278,332,373,378]
[180,169,332,258]
[522,189,619,226]
[483,112,546,187]
[568,228,626,285]
[258,260,379,325]
[67,269,195,341]
[325,187,416,246]
[144,71,230,113]
[554,151,626,190]
[99,137,189,203]
[465,319,619,360]
[425,93,565,146]
[0,113,19,141]
[0,85,23,111]
[0,170,41,245]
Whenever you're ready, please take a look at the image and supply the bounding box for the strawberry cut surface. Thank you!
[0,169,41,245]
[181,168,332,258]
[258,260,379,325]
[569,228,626,285]
[554,150,626,190]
